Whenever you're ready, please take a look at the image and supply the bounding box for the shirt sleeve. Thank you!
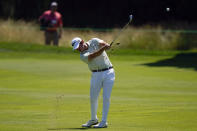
[80,52,90,64]
[91,38,104,48]
[92,38,104,45]
[58,14,63,26]
[39,12,45,21]
[39,10,49,21]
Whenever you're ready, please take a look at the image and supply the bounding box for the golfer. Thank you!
[71,37,115,128]
[39,2,63,46]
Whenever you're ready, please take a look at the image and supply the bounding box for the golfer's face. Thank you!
[51,6,57,12]
[77,40,86,52]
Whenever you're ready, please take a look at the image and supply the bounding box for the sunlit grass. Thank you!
[0,43,197,131]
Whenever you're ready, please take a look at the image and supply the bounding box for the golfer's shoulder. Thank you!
[91,38,102,41]
[90,38,104,44]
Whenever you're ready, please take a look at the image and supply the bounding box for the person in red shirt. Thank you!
[39,2,63,46]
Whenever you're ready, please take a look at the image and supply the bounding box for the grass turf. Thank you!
[0,42,197,131]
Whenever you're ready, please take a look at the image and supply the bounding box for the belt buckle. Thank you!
[92,66,112,72]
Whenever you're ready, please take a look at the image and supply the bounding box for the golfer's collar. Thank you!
[84,42,89,51]
[50,10,56,14]
[79,43,89,53]
[86,42,90,46]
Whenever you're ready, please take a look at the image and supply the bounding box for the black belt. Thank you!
[92,66,113,72]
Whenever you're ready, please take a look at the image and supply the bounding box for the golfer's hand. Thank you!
[104,43,111,50]
[100,42,110,50]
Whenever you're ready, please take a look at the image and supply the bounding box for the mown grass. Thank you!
[0,42,197,131]
[0,41,192,57]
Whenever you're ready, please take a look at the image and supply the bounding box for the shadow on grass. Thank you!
[142,53,197,71]
[48,127,89,130]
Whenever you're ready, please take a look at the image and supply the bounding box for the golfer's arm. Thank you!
[59,25,63,35]
[88,45,107,61]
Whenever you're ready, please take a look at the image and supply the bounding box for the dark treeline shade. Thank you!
[0,0,196,28]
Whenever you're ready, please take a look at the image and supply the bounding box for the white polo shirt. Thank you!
[80,38,113,71]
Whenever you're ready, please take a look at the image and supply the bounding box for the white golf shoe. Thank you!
[82,119,98,128]
[93,121,108,128]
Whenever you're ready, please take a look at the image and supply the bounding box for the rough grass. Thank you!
[0,19,43,44]
[0,19,114,47]
[118,26,181,50]
[1,19,197,50]
[0,43,197,131]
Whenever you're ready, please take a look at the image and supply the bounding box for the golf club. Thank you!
[110,14,133,47]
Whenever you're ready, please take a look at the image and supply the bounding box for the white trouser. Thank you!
[90,68,115,122]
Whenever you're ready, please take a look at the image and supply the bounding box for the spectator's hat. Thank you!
[51,2,58,7]
[71,37,82,50]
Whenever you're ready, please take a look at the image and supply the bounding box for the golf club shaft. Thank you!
[110,18,132,47]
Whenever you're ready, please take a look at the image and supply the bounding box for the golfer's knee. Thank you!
[103,95,110,102]
[90,97,97,103]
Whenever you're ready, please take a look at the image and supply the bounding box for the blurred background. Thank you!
[0,0,196,50]
[0,1,197,130]
[0,0,196,28]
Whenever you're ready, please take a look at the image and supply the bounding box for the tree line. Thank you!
[0,0,196,28]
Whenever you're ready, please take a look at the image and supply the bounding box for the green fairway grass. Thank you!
[0,42,197,131]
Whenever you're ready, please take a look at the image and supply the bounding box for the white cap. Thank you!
[166,7,170,12]
[51,2,58,7]
[71,37,82,50]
